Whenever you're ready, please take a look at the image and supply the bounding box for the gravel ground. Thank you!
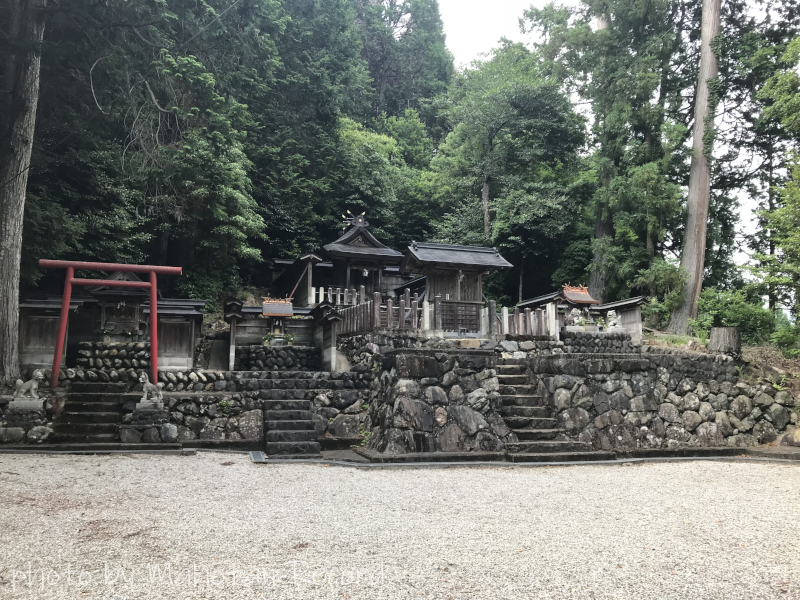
[0,453,798,600]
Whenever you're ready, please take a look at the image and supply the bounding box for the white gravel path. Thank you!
[0,453,798,600]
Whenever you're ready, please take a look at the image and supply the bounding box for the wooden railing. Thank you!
[335,295,553,337]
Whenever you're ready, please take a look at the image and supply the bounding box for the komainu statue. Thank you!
[139,372,164,402]
[14,370,44,399]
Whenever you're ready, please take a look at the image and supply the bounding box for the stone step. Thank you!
[264,409,314,421]
[266,430,319,443]
[257,389,332,400]
[70,382,127,393]
[500,384,537,395]
[501,394,545,407]
[63,401,123,413]
[52,422,119,435]
[496,374,528,385]
[264,420,315,431]
[59,411,121,424]
[501,406,551,418]
[265,441,322,456]
[65,393,130,403]
[511,428,564,441]
[506,440,592,454]
[232,370,330,379]
[51,432,118,444]
[504,417,557,429]
[507,451,615,463]
[244,379,348,391]
[265,452,323,460]
[497,364,525,375]
[498,357,528,365]
[262,399,311,411]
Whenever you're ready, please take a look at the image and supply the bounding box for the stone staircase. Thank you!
[52,382,125,444]
[243,371,329,459]
[497,360,614,462]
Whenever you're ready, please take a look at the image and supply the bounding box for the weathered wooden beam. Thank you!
[411,300,419,329]
[434,295,442,330]
[399,299,406,329]
[373,292,381,329]
[387,298,394,329]
[488,300,497,335]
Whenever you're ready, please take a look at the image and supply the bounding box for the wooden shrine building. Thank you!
[19,272,206,370]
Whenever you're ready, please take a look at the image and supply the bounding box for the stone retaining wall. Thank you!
[337,332,799,454]
[234,345,321,371]
[363,350,514,453]
[540,353,797,449]
[0,403,51,444]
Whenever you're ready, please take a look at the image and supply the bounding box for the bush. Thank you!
[771,325,800,357]
[689,288,775,344]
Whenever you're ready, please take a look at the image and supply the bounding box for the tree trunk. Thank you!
[667,0,721,335]
[708,327,741,357]
[481,135,494,238]
[587,210,613,302]
[587,12,611,303]
[518,262,524,304]
[0,0,47,385]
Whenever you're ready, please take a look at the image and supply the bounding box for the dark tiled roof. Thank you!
[322,243,403,258]
[323,224,403,260]
[517,292,561,308]
[405,242,512,269]
[593,296,647,310]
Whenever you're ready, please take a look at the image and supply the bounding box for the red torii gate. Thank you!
[38,260,183,388]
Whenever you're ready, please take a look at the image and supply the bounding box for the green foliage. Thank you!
[689,288,775,344]
[771,325,800,357]
[218,400,233,415]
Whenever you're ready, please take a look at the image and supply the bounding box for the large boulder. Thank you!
[424,386,448,406]
[695,422,724,446]
[160,424,179,443]
[394,397,433,432]
[26,425,53,444]
[329,414,361,438]
[238,410,264,440]
[682,411,702,432]
[0,427,25,443]
[465,388,491,413]
[447,405,489,436]
[730,395,752,420]
[436,423,465,452]
[765,404,791,431]
[658,403,680,424]
[559,408,590,434]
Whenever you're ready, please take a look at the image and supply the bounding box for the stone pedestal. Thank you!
[7,399,45,411]
[121,408,173,444]
[134,401,164,411]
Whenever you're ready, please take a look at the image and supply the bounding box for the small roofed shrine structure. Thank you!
[517,284,644,340]
[19,270,205,372]
[269,212,408,307]
[399,242,512,334]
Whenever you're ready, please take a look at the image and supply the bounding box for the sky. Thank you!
[438,0,540,67]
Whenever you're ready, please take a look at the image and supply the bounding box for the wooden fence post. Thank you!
[359,285,366,304]
[387,298,394,329]
[488,300,497,335]
[373,292,381,329]
[525,308,533,336]
[501,307,509,335]
[422,301,431,330]
[411,300,419,329]
[513,307,520,335]
[404,288,411,307]
[434,295,442,330]
[399,299,406,329]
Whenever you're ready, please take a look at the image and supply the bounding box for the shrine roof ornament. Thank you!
[561,283,600,305]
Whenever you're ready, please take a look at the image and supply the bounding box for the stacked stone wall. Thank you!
[337,332,799,454]
[234,345,321,371]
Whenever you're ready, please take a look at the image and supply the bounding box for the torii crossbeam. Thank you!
[38,260,183,388]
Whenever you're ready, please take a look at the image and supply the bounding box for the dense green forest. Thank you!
[7,0,800,351]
